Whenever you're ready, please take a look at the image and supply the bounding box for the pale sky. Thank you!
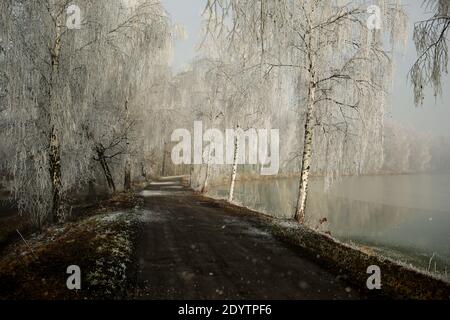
[162,0,450,137]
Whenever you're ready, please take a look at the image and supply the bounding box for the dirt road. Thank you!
[134,177,361,299]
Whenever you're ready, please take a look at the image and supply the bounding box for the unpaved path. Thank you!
[134,177,361,299]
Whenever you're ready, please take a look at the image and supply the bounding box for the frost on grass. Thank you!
[136,209,167,223]
[277,220,302,230]
[243,226,272,238]
[100,212,125,223]
[0,209,140,299]
[140,190,186,197]
[85,212,136,296]
[272,218,450,285]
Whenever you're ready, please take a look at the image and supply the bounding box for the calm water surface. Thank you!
[208,174,450,278]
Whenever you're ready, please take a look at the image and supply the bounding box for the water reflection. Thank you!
[208,174,450,279]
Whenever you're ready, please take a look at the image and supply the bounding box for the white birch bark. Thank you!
[295,28,316,224]
[295,83,316,224]
[228,133,239,202]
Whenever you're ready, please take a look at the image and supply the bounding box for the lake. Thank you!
[208,174,450,279]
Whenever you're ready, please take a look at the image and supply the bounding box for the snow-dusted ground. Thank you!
[137,209,167,223]
[139,190,186,197]
[157,176,188,181]
[149,181,179,186]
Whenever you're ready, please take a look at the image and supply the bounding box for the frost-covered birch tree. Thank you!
[200,11,276,202]
[410,0,450,105]
[1,0,89,226]
[0,0,171,227]
[83,0,171,191]
[204,0,407,224]
[195,61,226,194]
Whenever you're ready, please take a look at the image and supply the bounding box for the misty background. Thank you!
[163,0,450,137]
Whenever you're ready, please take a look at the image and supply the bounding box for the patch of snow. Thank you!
[149,181,179,186]
[223,217,243,225]
[140,189,187,197]
[159,176,187,181]
[243,226,272,238]
[137,209,167,223]
[299,281,309,290]
[276,220,301,230]
[100,212,125,222]
[140,190,171,197]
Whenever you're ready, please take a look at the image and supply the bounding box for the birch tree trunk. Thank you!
[124,158,131,190]
[294,83,315,224]
[189,164,193,187]
[49,126,62,223]
[124,99,132,190]
[48,18,62,223]
[99,153,116,192]
[161,142,167,177]
[228,133,239,202]
[295,32,316,224]
[93,143,116,192]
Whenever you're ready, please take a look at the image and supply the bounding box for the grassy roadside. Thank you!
[0,193,143,300]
